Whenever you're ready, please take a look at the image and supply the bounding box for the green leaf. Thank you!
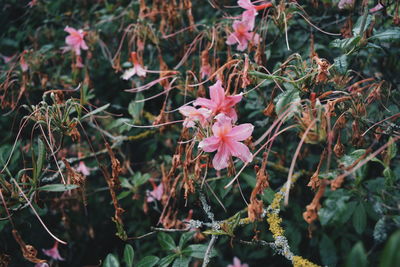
[383,167,395,186]
[33,138,46,180]
[319,234,337,267]
[346,242,367,267]
[38,184,79,192]
[370,29,400,42]
[172,256,191,267]
[379,230,400,267]
[248,71,285,81]
[158,254,177,267]
[133,172,151,187]
[158,232,176,251]
[178,232,194,249]
[185,244,217,259]
[102,253,120,267]
[128,93,144,123]
[123,244,134,267]
[353,203,367,234]
[330,36,361,51]
[333,55,348,74]
[137,256,159,267]
[353,15,372,36]
[81,104,110,120]
[274,87,300,118]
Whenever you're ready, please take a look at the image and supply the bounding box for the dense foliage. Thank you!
[1,0,400,266]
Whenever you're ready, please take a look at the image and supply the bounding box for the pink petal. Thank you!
[227,123,254,141]
[193,97,217,110]
[226,33,239,45]
[209,80,225,105]
[212,143,230,170]
[224,94,242,106]
[242,9,257,30]
[135,64,147,77]
[227,141,253,163]
[80,40,89,51]
[233,257,241,266]
[122,68,136,80]
[64,26,78,35]
[179,106,197,116]
[236,39,249,51]
[199,136,221,152]
[238,0,254,10]
[226,108,238,122]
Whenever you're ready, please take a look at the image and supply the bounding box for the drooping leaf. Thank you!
[123,244,134,267]
[346,242,367,267]
[102,253,120,267]
[137,256,159,267]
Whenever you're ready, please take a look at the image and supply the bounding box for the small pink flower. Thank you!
[1,54,14,63]
[338,0,354,9]
[199,114,253,170]
[122,52,146,80]
[179,105,212,128]
[35,263,49,267]
[20,51,29,72]
[63,26,88,56]
[75,55,84,68]
[227,257,249,267]
[370,3,384,13]
[226,20,260,51]
[76,161,90,176]
[42,242,65,261]
[193,80,242,121]
[238,1,273,29]
[147,181,163,203]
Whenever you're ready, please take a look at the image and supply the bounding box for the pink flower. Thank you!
[75,55,84,68]
[63,26,88,56]
[199,114,253,170]
[238,1,273,29]
[200,64,212,79]
[370,3,384,13]
[122,52,146,80]
[147,182,163,202]
[338,0,354,9]
[226,20,260,51]
[42,242,65,261]
[227,257,249,267]
[193,80,242,121]
[76,161,90,176]
[179,105,212,128]
[35,263,49,267]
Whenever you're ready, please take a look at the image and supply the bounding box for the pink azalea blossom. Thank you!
[147,182,163,203]
[63,26,88,56]
[199,114,253,170]
[122,52,146,80]
[238,1,273,29]
[35,263,49,267]
[226,20,260,51]
[227,257,249,267]
[179,105,212,128]
[76,161,90,176]
[42,241,65,261]
[193,80,242,121]
[1,54,14,63]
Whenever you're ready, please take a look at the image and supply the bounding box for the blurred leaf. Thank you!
[128,93,144,123]
[379,230,400,267]
[137,256,159,267]
[353,203,367,234]
[81,104,110,120]
[178,232,194,249]
[103,253,120,267]
[38,184,79,192]
[158,254,177,267]
[172,256,190,267]
[370,29,400,42]
[334,55,348,74]
[274,87,300,119]
[346,242,367,267]
[319,234,337,267]
[158,232,176,251]
[123,244,134,267]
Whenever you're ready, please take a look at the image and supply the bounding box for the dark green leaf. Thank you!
[123,244,134,267]
[172,257,191,267]
[319,234,337,267]
[186,244,216,259]
[274,87,300,118]
[158,254,177,267]
[353,203,367,234]
[370,29,400,42]
[137,256,159,267]
[379,230,400,267]
[158,232,176,251]
[346,242,367,267]
[178,232,194,249]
